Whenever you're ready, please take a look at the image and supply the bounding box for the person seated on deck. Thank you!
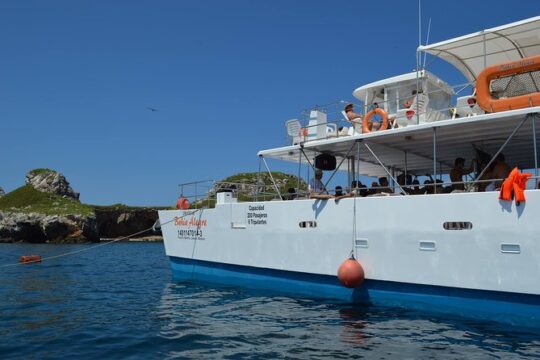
[286,187,297,200]
[403,89,418,109]
[450,157,473,191]
[309,169,332,199]
[344,103,363,132]
[334,185,353,202]
[423,179,434,194]
[409,179,422,195]
[377,177,393,194]
[371,103,398,130]
[487,153,512,191]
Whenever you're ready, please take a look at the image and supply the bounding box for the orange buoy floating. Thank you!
[176,197,190,210]
[337,255,365,288]
[19,255,42,264]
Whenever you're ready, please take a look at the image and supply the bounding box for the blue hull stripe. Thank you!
[169,256,540,326]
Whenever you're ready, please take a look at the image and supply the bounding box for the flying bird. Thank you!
[147,107,158,112]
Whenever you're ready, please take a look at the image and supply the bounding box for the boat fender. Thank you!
[362,108,388,133]
[19,255,42,264]
[176,197,190,210]
[499,167,518,201]
[337,256,364,288]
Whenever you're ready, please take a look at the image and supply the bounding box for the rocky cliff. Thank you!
[0,169,98,243]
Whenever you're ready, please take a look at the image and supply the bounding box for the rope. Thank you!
[0,209,200,268]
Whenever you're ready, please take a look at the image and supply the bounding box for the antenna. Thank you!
[423,17,432,68]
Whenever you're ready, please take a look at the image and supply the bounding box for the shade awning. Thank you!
[418,16,540,83]
[258,107,540,178]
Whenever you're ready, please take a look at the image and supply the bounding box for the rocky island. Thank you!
[0,169,164,243]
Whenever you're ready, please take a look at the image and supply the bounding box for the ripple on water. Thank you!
[0,242,539,359]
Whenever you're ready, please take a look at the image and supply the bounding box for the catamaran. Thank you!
[159,16,540,326]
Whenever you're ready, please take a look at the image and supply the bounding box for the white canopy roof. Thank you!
[259,107,540,178]
[418,16,540,82]
[352,70,454,103]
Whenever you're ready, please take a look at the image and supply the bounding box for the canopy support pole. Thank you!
[256,155,262,201]
[475,114,530,183]
[533,114,538,177]
[364,143,407,195]
[297,150,302,197]
[261,156,282,200]
[433,127,437,194]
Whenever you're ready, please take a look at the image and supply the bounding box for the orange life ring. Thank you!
[176,197,190,210]
[362,108,388,133]
[476,55,540,113]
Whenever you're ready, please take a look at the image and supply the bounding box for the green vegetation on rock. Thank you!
[28,168,55,176]
[0,185,94,216]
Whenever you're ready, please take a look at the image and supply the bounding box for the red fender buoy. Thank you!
[176,197,190,210]
[19,255,41,264]
[337,256,365,288]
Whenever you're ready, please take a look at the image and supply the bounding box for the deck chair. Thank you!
[396,93,429,127]
[453,95,485,119]
[285,119,304,145]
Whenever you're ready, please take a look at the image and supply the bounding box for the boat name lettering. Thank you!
[499,59,535,71]
[174,216,207,227]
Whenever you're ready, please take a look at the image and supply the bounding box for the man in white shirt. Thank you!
[309,169,325,197]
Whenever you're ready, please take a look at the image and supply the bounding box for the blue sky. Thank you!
[1,0,539,205]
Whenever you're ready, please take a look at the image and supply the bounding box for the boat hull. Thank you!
[170,255,540,327]
[160,190,540,326]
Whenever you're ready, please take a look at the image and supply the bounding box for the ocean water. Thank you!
[1,242,539,359]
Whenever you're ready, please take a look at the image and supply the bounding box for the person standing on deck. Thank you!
[309,169,325,197]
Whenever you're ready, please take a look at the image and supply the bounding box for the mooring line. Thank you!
[0,209,200,268]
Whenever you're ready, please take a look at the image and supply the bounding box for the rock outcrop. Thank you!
[0,187,4,198]
[94,208,160,239]
[26,169,80,200]
[0,212,98,243]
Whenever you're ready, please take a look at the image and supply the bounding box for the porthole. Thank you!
[299,221,317,228]
[443,222,473,230]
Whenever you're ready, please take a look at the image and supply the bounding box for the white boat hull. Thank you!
[159,191,540,325]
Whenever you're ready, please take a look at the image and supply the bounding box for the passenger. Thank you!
[334,186,344,196]
[490,153,512,190]
[423,179,433,194]
[308,169,325,197]
[404,89,417,108]
[344,103,364,134]
[450,157,473,191]
[334,185,353,202]
[410,179,421,195]
[369,181,379,196]
[286,187,297,200]
[371,102,398,129]
[377,177,393,194]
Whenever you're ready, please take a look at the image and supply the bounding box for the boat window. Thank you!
[443,222,473,230]
[299,221,317,228]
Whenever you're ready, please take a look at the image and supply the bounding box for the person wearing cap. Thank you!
[308,169,325,197]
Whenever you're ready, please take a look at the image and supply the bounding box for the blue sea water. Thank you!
[1,242,540,359]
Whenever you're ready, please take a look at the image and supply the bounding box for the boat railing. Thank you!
[176,175,539,208]
[178,179,304,208]
[286,80,488,145]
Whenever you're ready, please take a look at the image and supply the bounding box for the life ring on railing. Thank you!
[476,55,540,113]
[176,197,190,210]
[362,108,388,133]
